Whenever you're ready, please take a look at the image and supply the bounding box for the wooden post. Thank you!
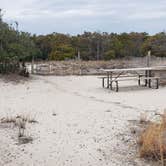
[147,50,151,67]
[49,63,52,73]
[97,40,100,60]
[77,51,81,60]
[145,50,151,86]
[31,56,34,74]
[79,64,82,75]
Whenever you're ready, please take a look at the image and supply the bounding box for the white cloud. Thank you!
[1,0,166,34]
[128,11,166,20]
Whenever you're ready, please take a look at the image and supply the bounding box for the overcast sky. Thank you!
[1,0,166,35]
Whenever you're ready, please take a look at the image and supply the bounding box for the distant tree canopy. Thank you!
[33,31,166,61]
[1,9,166,66]
[142,32,166,57]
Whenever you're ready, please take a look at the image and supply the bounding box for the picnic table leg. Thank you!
[110,72,113,90]
[107,72,109,88]
[145,70,148,86]
[148,79,151,88]
[110,82,113,90]
[138,75,141,86]
[148,70,152,87]
[156,78,159,89]
[102,78,105,88]
[149,70,152,77]
[115,81,119,92]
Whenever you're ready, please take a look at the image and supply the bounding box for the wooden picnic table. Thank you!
[100,66,166,91]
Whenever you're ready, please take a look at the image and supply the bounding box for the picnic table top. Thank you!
[101,66,166,72]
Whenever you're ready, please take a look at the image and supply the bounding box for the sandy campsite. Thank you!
[0,75,165,166]
[1,0,166,165]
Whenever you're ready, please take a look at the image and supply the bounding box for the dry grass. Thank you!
[1,116,16,124]
[0,114,37,144]
[138,111,166,165]
[16,114,38,124]
[0,114,38,125]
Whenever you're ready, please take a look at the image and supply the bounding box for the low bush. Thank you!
[139,111,166,165]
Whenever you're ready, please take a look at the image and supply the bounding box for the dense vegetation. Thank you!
[0,10,39,73]
[1,9,166,68]
[33,32,166,61]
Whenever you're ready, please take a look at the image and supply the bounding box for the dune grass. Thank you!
[0,114,37,144]
[139,111,166,165]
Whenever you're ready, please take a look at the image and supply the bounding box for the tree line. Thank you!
[33,32,166,61]
[1,9,166,69]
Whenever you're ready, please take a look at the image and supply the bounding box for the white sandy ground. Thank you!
[0,75,166,166]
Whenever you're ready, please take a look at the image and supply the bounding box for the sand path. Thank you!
[0,75,165,166]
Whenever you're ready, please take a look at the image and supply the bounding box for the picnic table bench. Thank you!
[99,67,165,92]
[98,74,144,88]
[98,76,159,92]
